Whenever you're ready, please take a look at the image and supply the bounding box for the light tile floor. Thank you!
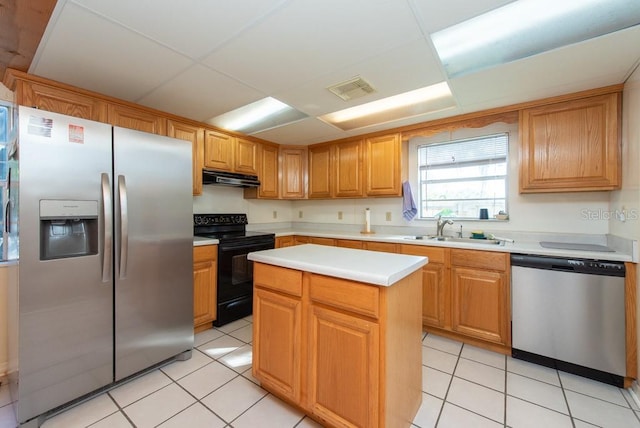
[1,317,639,427]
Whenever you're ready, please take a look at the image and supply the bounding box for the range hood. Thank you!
[202,169,261,188]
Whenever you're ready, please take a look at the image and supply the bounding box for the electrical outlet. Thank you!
[338,211,343,220]
[273,210,277,219]
[298,210,303,218]
[386,212,392,221]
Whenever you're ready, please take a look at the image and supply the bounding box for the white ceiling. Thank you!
[29,0,640,145]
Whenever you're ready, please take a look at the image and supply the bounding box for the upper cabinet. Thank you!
[309,140,363,199]
[204,130,258,175]
[167,120,204,196]
[235,137,259,175]
[280,146,307,199]
[204,130,235,171]
[10,78,108,122]
[245,142,279,199]
[107,103,166,135]
[334,140,364,198]
[308,144,333,199]
[365,133,403,197]
[519,91,621,193]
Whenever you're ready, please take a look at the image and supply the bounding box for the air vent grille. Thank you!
[327,76,376,101]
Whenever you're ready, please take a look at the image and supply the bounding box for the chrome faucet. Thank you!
[436,215,454,237]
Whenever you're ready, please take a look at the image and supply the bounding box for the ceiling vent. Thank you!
[327,76,376,101]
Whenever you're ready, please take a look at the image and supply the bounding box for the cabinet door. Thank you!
[366,133,402,196]
[204,130,235,171]
[193,246,217,331]
[107,103,166,135]
[168,120,204,196]
[451,267,507,345]
[253,288,302,403]
[18,81,108,121]
[235,138,259,175]
[308,304,379,428]
[258,143,279,198]
[275,236,295,248]
[519,92,620,192]
[308,145,332,198]
[334,140,363,198]
[281,147,307,199]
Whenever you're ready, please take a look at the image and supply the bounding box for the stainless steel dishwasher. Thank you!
[511,254,626,387]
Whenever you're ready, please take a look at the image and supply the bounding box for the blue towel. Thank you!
[402,181,417,221]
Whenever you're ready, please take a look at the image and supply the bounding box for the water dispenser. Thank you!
[40,200,99,260]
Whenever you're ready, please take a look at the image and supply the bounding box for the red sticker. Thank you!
[69,124,84,143]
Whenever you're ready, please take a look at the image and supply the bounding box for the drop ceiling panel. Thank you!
[70,0,286,59]
[449,25,640,113]
[202,0,423,94]
[410,0,516,33]
[137,64,265,122]
[30,1,192,101]
[252,117,345,146]
[274,38,447,117]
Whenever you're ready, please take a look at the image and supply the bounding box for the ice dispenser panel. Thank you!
[40,200,99,260]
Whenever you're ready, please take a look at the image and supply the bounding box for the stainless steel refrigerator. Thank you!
[12,106,194,426]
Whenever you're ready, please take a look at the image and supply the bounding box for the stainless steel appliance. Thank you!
[11,106,194,427]
[511,254,626,386]
[193,214,274,326]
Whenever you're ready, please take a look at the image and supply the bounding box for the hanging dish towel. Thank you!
[402,181,417,221]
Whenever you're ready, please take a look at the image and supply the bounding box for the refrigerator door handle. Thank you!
[118,175,129,279]
[101,173,113,282]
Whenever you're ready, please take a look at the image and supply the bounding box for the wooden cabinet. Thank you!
[204,130,235,171]
[309,237,336,246]
[253,262,422,428]
[235,137,259,175]
[366,133,403,196]
[245,143,279,199]
[334,139,364,197]
[280,147,307,199]
[308,145,332,198]
[275,236,295,248]
[363,241,397,253]
[193,245,217,332]
[336,239,363,249]
[253,263,303,403]
[10,78,107,121]
[107,103,166,135]
[519,92,621,192]
[450,249,510,347]
[167,120,204,196]
[400,245,449,329]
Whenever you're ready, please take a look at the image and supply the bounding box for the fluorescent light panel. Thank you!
[431,0,640,78]
[208,97,308,134]
[320,82,455,131]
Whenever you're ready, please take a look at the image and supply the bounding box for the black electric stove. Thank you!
[193,214,275,326]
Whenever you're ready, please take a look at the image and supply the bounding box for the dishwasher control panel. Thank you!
[511,254,625,277]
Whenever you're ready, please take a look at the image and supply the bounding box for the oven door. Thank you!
[215,239,274,325]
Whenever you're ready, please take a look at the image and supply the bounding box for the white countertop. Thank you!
[193,236,219,246]
[247,244,428,286]
[268,229,634,262]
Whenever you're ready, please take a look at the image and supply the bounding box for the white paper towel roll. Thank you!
[365,208,371,232]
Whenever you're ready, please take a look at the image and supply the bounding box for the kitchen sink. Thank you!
[397,235,503,245]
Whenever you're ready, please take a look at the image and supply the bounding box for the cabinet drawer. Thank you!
[309,237,336,246]
[451,249,508,271]
[363,241,397,253]
[399,244,447,264]
[309,274,379,319]
[193,245,217,262]
[254,263,303,297]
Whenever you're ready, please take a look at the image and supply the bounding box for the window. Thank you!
[0,102,13,237]
[418,133,508,219]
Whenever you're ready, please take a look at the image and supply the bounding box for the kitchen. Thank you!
[1,0,640,427]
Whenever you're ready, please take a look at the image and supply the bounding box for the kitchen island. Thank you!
[248,244,427,428]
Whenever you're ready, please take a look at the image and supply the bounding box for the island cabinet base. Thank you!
[253,263,423,428]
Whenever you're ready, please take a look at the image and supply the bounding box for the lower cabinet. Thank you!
[275,236,295,248]
[253,263,422,428]
[193,245,217,332]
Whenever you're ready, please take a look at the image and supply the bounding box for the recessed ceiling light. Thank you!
[319,82,455,131]
[208,97,308,134]
[431,0,640,78]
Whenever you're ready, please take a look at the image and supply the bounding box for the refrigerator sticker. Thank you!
[69,124,84,144]
[27,115,53,137]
